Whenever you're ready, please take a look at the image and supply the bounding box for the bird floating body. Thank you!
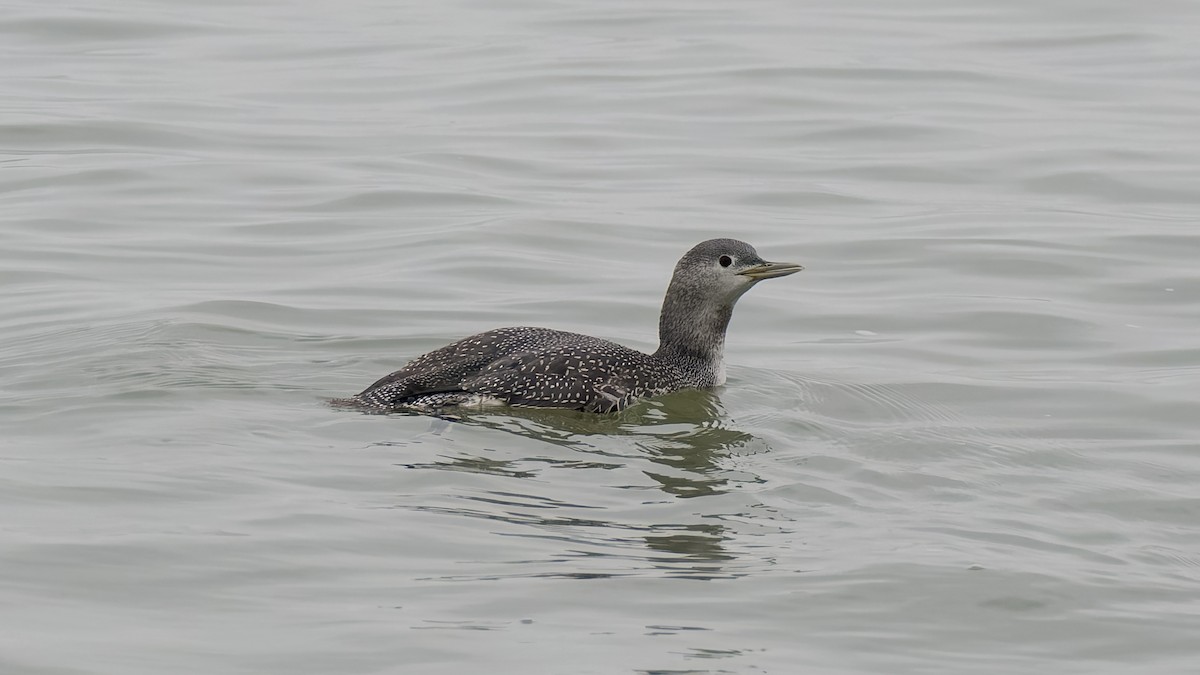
[339,239,801,414]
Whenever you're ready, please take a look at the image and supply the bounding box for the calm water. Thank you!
[3,0,1199,673]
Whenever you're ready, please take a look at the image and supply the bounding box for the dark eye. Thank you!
[719,255,732,267]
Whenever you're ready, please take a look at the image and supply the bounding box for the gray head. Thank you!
[654,238,802,365]
[669,238,803,303]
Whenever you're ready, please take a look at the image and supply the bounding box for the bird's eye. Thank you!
[719,255,732,267]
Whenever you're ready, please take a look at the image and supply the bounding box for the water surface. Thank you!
[3,0,1200,673]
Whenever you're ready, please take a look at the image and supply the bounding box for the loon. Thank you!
[338,238,801,413]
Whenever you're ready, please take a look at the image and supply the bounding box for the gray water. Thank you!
[3,0,1200,673]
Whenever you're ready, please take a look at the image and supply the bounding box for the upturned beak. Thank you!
[738,260,804,280]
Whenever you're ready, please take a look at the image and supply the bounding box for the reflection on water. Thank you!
[373,388,764,489]
[644,524,738,580]
[364,389,766,579]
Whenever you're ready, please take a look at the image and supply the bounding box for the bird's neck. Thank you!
[653,290,733,381]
